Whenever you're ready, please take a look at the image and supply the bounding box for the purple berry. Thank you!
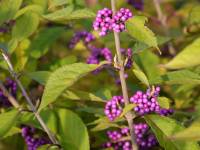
[127,0,144,11]
[93,8,113,36]
[112,8,133,33]
[21,126,51,150]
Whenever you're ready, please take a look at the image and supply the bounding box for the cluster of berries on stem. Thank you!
[103,123,157,150]
[21,126,51,150]
[93,8,133,36]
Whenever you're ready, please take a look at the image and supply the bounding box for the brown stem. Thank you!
[110,0,138,149]
[0,49,60,146]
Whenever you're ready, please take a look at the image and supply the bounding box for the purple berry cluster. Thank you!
[103,123,157,150]
[68,31,95,49]
[93,8,113,36]
[127,0,144,11]
[104,96,124,121]
[103,127,131,150]
[105,87,174,120]
[21,126,51,150]
[0,78,17,107]
[87,47,112,65]
[112,8,133,33]
[93,8,133,36]
[134,123,157,148]
[159,108,174,116]
[130,87,161,115]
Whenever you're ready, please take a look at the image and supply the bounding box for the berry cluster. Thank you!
[127,0,144,11]
[103,123,157,150]
[68,31,95,49]
[105,87,174,120]
[0,78,17,107]
[87,47,112,65]
[130,87,161,115]
[159,108,174,116]
[134,123,157,148]
[112,8,133,33]
[103,127,131,150]
[21,126,51,150]
[93,8,133,36]
[104,96,124,121]
[93,8,113,36]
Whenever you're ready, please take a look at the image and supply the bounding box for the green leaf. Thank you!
[19,110,58,134]
[49,0,71,8]
[28,27,65,58]
[12,12,39,41]
[39,62,107,111]
[38,144,60,150]
[20,108,89,150]
[43,6,74,21]
[120,104,136,118]
[188,6,200,25]
[126,16,159,53]
[150,69,200,85]
[171,121,200,141]
[144,115,199,150]
[32,0,48,13]
[165,38,200,69]
[134,50,160,81]
[14,5,43,18]
[0,0,22,25]
[89,117,121,132]
[62,89,105,102]
[43,7,95,22]
[66,9,95,20]
[2,127,21,139]
[133,69,150,87]
[158,97,171,109]
[56,109,89,150]
[0,109,20,138]
[25,71,51,85]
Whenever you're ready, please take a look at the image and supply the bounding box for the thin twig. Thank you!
[0,49,60,146]
[110,0,138,149]
[153,0,176,55]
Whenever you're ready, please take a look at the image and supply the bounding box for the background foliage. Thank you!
[0,0,200,150]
